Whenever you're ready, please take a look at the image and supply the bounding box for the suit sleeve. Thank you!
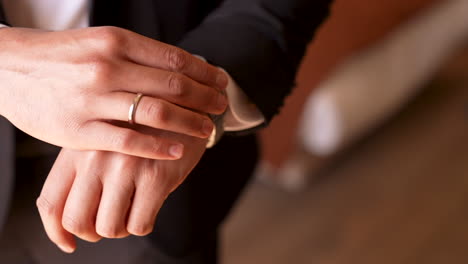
[0,3,7,24]
[178,0,332,126]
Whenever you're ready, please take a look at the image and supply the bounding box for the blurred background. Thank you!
[221,0,468,263]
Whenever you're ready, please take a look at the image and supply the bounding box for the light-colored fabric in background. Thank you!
[1,0,90,30]
[301,0,468,156]
[257,0,468,191]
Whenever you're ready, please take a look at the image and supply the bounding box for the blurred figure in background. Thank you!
[258,0,468,191]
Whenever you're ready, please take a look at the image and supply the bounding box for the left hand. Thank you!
[36,126,207,253]
[0,27,226,160]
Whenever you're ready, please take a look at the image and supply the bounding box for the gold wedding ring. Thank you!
[128,93,144,125]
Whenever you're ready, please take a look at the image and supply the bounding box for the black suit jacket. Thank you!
[0,0,331,253]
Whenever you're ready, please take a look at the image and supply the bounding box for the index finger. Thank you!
[123,30,228,90]
[36,150,78,254]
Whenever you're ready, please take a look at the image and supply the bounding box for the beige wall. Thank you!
[259,0,439,167]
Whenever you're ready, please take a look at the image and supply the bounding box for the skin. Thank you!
[0,26,228,159]
[37,126,207,253]
[0,26,227,252]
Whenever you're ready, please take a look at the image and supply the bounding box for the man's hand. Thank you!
[36,126,207,253]
[0,26,227,159]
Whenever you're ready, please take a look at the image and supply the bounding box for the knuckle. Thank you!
[211,91,221,106]
[110,130,134,151]
[138,164,161,186]
[36,196,57,217]
[145,101,169,125]
[165,48,188,72]
[119,170,140,185]
[108,177,135,194]
[167,73,186,97]
[73,95,93,117]
[128,223,153,237]
[195,115,210,132]
[92,26,125,54]
[87,58,115,87]
[96,225,122,239]
[114,156,138,175]
[150,139,166,157]
[185,116,203,136]
[62,215,88,236]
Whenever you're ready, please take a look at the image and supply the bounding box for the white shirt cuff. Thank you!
[0,24,9,29]
[192,55,265,132]
[222,71,265,132]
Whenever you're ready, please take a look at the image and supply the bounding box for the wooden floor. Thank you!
[221,54,468,264]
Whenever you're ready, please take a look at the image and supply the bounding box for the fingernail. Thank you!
[169,144,184,158]
[58,245,75,254]
[217,94,228,111]
[216,71,228,90]
[202,119,214,137]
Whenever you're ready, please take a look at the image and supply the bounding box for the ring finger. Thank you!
[113,63,226,115]
[96,92,214,138]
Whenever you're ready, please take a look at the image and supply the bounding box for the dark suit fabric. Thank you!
[0,5,6,23]
[90,0,330,123]
[0,0,331,263]
[0,117,14,236]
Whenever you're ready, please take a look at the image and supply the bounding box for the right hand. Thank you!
[0,26,228,159]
